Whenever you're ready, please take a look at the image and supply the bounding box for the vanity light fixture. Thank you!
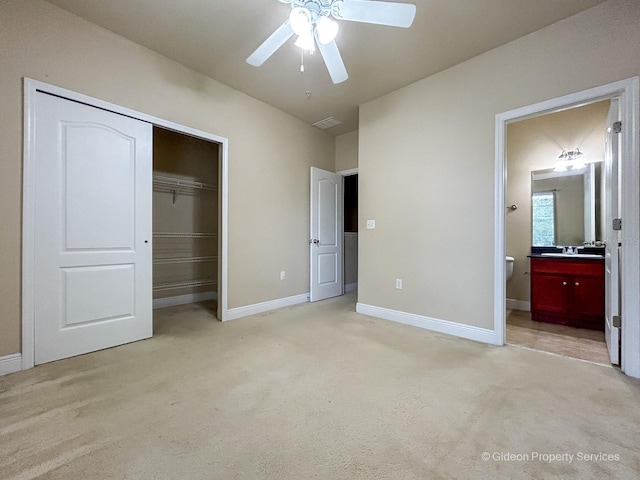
[554,148,586,172]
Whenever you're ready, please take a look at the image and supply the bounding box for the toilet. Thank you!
[506,256,515,282]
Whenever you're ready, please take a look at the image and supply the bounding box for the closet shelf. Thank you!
[153,174,217,192]
[153,232,217,239]
[153,279,217,291]
[153,256,217,265]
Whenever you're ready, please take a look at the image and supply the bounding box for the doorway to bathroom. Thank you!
[505,100,612,364]
[494,77,640,378]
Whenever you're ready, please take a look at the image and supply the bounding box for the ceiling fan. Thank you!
[246,0,417,84]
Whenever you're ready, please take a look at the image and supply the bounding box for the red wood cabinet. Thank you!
[530,256,604,330]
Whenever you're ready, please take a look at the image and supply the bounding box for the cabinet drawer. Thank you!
[530,257,603,277]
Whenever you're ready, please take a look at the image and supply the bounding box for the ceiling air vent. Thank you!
[312,117,342,130]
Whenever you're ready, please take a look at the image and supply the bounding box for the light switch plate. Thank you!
[366,219,376,229]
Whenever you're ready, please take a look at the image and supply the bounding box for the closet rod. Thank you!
[153,174,217,192]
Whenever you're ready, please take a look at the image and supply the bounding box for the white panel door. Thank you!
[604,99,621,365]
[310,167,343,302]
[34,92,153,365]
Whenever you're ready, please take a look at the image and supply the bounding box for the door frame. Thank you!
[22,78,230,371]
[494,77,640,378]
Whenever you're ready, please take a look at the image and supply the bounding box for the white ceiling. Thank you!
[45,0,606,135]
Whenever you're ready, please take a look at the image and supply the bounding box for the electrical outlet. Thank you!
[366,219,376,229]
[280,271,286,280]
[396,278,402,289]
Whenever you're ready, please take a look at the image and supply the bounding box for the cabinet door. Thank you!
[532,274,570,314]
[572,275,605,318]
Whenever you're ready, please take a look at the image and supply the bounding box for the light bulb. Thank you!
[554,161,567,172]
[295,31,315,53]
[289,7,311,36]
[316,16,338,45]
[572,158,586,169]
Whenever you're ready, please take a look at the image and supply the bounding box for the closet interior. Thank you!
[152,127,219,313]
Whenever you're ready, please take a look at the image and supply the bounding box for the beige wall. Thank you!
[506,101,609,304]
[335,130,359,172]
[358,0,640,329]
[0,0,334,357]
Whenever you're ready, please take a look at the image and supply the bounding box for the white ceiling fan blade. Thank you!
[317,40,349,84]
[332,0,416,28]
[246,21,294,67]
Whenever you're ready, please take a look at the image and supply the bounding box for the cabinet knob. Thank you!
[575,282,580,286]
[562,281,567,286]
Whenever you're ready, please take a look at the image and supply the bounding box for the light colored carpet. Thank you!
[1,294,639,480]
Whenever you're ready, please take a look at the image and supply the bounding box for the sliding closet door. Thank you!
[33,92,153,365]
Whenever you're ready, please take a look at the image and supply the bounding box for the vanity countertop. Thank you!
[529,246,605,258]
[528,254,604,260]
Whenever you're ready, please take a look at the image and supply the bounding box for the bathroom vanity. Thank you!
[530,255,605,330]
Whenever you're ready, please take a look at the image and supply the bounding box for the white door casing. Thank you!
[310,167,343,302]
[33,92,153,364]
[604,99,621,365]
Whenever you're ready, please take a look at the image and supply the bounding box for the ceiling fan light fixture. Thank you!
[247,0,418,84]
[289,7,312,36]
[316,16,339,45]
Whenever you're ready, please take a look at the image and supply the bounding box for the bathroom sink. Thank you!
[541,253,603,258]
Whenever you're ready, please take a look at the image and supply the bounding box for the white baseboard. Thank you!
[226,293,310,321]
[506,298,531,312]
[0,353,23,377]
[153,291,218,309]
[345,283,358,293]
[356,303,501,346]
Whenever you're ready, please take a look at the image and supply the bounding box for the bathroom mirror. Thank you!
[531,163,602,246]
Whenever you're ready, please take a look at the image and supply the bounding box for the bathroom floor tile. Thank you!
[578,337,606,349]
[507,329,538,348]
[533,338,582,358]
[506,309,610,365]
[539,332,583,349]
[579,348,611,364]
[579,329,606,341]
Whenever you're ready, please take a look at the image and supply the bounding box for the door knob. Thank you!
[310,239,320,245]
[575,282,580,286]
[562,281,567,286]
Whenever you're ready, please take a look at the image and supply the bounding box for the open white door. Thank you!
[310,167,343,302]
[604,99,621,365]
[34,92,153,365]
